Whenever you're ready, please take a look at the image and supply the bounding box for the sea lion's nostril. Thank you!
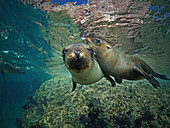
[74,50,81,58]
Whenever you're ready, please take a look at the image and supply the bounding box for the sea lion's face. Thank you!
[62,43,95,73]
[85,37,114,58]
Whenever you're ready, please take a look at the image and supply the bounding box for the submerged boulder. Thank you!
[21,76,170,128]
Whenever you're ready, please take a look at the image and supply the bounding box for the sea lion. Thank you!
[86,37,170,88]
[0,60,25,80]
[62,43,115,91]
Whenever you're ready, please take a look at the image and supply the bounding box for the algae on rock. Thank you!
[21,77,170,128]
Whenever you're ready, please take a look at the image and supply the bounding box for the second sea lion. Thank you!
[86,37,170,88]
[62,43,115,91]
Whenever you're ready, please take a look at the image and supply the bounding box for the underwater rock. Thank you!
[21,76,170,128]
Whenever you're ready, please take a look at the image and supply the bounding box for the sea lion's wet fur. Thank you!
[62,43,104,91]
[86,37,170,88]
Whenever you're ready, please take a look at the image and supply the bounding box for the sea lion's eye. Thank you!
[105,44,111,49]
[95,39,100,44]
[62,49,67,56]
[89,48,94,54]
[106,46,111,49]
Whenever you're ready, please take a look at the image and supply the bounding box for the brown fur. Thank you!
[86,37,170,88]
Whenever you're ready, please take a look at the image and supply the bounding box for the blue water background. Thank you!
[0,0,51,127]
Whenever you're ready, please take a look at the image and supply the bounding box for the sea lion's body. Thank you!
[98,52,148,80]
[86,37,170,88]
[62,43,104,91]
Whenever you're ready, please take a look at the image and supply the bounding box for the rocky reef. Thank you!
[20,76,170,128]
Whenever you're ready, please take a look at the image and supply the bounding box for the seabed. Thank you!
[20,76,170,128]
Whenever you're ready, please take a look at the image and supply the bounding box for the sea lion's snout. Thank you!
[66,49,90,71]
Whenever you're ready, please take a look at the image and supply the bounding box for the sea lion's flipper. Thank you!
[134,65,160,88]
[104,74,116,86]
[99,65,116,86]
[72,81,77,91]
[153,72,170,80]
[115,77,122,84]
[1,70,5,80]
